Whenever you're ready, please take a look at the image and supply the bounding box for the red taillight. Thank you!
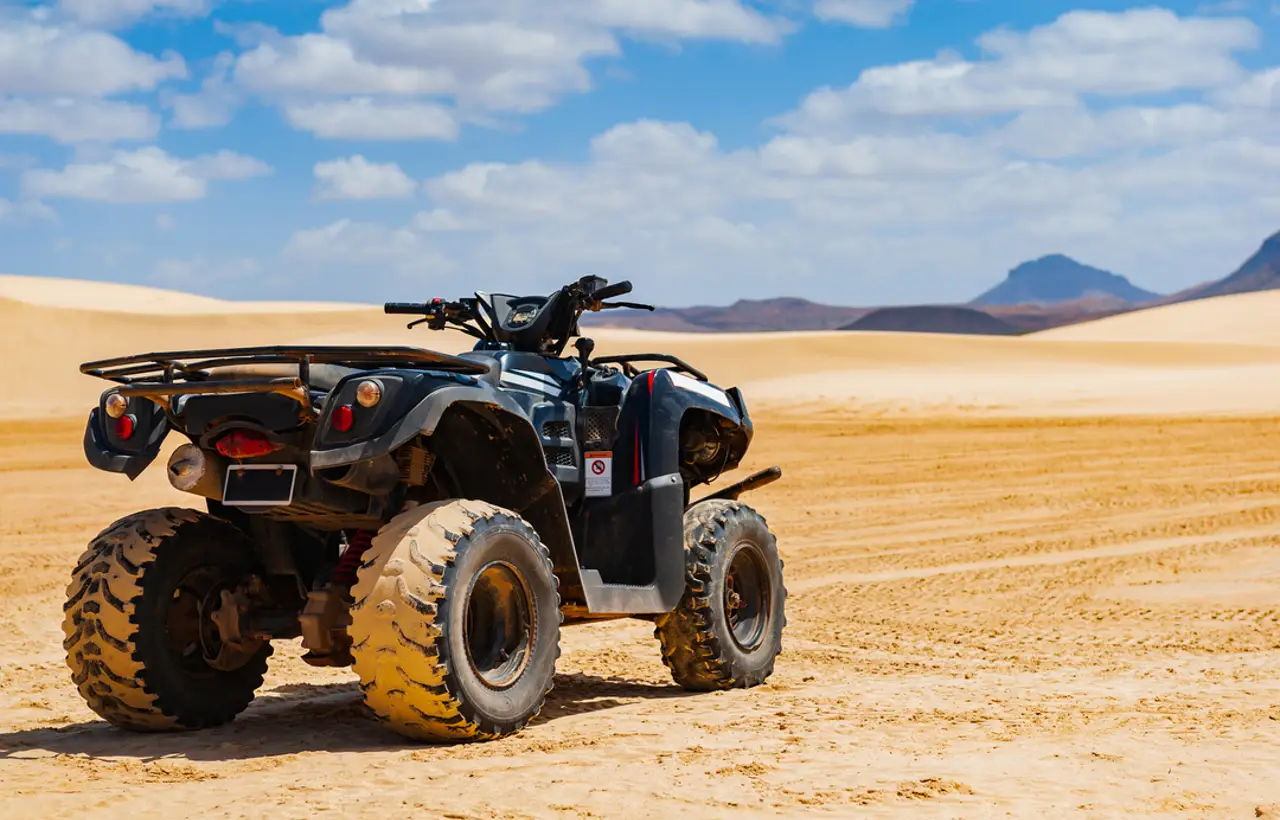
[115,414,135,440]
[331,404,354,432]
[216,430,283,459]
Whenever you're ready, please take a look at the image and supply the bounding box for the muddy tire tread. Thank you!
[61,507,272,731]
[349,499,560,742]
[654,499,787,691]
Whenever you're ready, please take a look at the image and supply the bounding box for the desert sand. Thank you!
[1,278,1278,818]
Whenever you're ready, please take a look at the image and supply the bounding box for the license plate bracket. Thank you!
[223,464,299,507]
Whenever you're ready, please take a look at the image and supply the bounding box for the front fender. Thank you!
[616,369,751,485]
[310,377,530,470]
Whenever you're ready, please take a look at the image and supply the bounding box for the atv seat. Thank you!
[203,364,360,392]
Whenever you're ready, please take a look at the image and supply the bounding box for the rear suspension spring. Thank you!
[331,529,375,588]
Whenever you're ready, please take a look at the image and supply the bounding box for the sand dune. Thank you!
[1033,289,1280,345]
[5,276,1280,419]
[0,274,368,314]
[1,276,1278,817]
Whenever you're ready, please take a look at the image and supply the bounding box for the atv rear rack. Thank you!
[81,345,491,416]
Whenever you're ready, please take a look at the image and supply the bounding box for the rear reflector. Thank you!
[331,404,354,432]
[216,430,283,459]
[115,414,135,440]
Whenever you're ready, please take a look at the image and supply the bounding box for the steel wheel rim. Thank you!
[724,542,771,652]
[166,565,241,676]
[464,560,535,690]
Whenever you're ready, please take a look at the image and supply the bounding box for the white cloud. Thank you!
[1213,66,1280,107]
[989,103,1251,159]
[0,96,158,143]
[759,132,1003,176]
[167,52,241,129]
[280,88,1280,303]
[22,147,271,203]
[285,98,460,140]
[57,0,210,28]
[153,255,260,289]
[814,0,914,28]
[574,0,792,40]
[231,0,791,135]
[282,218,458,280]
[313,155,417,200]
[0,20,186,95]
[0,197,55,225]
[235,35,454,96]
[780,8,1260,132]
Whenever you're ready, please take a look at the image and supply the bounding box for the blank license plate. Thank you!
[223,464,298,507]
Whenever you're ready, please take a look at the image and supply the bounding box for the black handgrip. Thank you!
[594,281,632,300]
[385,302,430,315]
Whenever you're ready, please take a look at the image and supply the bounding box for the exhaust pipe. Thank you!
[317,454,401,495]
[167,443,227,500]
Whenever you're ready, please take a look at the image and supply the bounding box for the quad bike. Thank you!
[65,275,786,742]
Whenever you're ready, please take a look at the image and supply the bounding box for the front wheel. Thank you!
[62,508,273,731]
[655,500,787,691]
[349,499,561,742]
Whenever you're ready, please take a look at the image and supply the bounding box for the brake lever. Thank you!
[600,301,656,312]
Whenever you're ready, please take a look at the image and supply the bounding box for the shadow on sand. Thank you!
[0,673,692,762]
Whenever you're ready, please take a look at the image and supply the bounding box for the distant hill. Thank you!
[841,305,1020,336]
[1168,230,1280,304]
[984,296,1136,333]
[581,297,871,333]
[582,231,1280,334]
[584,294,1121,335]
[972,255,1160,307]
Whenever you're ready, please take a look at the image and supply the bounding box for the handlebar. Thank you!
[385,302,431,315]
[594,281,632,301]
[385,276,646,355]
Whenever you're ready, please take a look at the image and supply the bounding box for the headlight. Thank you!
[356,380,382,408]
[105,393,129,419]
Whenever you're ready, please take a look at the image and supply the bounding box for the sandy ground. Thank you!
[0,278,1278,818]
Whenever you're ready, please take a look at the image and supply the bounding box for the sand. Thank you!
[0,276,1278,818]
[1032,290,1280,346]
[0,274,369,314]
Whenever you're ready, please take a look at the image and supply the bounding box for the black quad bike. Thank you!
[66,275,786,742]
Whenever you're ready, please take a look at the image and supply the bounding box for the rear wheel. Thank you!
[655,500,786,691]
[62,508,273,731]
[349,499,561,742]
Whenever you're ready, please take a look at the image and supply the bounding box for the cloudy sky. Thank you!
[0,0,1277,307]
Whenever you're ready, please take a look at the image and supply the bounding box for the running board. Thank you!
[575,474,687,616]
[692,466,782,506]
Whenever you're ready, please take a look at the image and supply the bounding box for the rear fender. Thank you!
[310,376,584,600]
[83,393,170,480]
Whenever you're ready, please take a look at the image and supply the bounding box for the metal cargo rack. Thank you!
[80,345,491,417]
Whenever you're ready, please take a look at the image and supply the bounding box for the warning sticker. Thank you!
[585,451,612,498]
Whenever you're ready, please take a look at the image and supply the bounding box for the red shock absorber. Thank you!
[331,529,375,588]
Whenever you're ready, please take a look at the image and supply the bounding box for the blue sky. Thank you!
[0,0,1277,307]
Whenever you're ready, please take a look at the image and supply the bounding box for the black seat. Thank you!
[203,364,360,392]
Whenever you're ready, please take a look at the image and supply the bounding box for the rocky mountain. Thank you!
[972,255,1161,307]
[841,306,1020,336]
[1169,230,1280,303]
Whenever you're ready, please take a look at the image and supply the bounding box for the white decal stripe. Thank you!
[508,369,561,388]
[500,372,560,395]
[668,371,732,407]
